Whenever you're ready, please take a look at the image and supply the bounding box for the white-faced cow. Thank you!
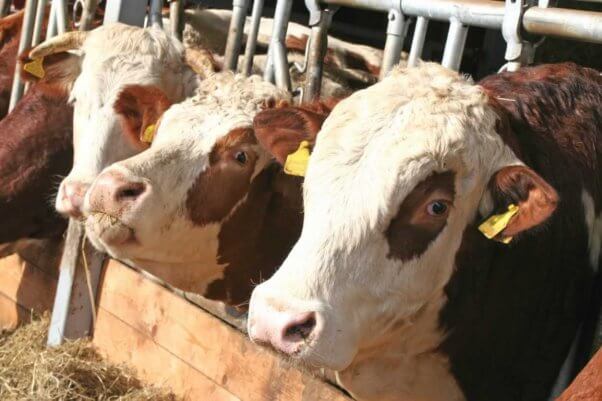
[82,73,338,306]
[248,62,600,401]
[24,23,213,220]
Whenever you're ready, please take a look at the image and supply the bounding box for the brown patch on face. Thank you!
[386,171,455,262]
[186,127,259,226]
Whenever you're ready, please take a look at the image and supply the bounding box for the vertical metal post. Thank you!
[223,0,250,71]
[169,0,184,40]
[407,16,428,67]
[441,19,468,71]
[263,0,293,84]
[380,7,408,80]
[54,0,67,34]
[48,221,106,345]
[8,0,37,112]
[31,0,46,47]
[0,0,11,18]
[103,0,147,27]
[242,0,264,76]
[46,0,57,38]
[302,8,334,102]
[149,0,164,28]
[502,0,526,72]
[78,0,99,31]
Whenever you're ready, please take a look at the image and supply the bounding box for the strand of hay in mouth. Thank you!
[0,314,178,401]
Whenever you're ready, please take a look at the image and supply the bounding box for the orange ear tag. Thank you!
[23,57,45,79]
[478,204,519,244]
[140,124,156,144]
[284,140,310,177]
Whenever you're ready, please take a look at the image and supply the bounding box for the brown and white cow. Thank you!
[81,73,338,306]
[248,62,600,401]
[24,23,212,221]
[0,10,24,119]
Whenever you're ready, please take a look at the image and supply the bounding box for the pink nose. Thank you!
[57,181,89,218]
[248,306,317,355]
[87,171,148,217]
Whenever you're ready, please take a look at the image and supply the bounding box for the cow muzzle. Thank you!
[86,170,148,219]
[56,180,91,219]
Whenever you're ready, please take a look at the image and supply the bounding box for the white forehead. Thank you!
[303,63,517,237]
[71,23,185,104]
[153,72,291,152]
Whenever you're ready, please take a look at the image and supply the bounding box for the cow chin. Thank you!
[85,212,136,251]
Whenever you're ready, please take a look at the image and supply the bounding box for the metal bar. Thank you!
[55,0,67,34]
[31,0,47,47]
[273,41,291,90]
[407,16,428,67]
[46,0,57,38]
[169,0,184,40]
[8,0,37,112]
[302,11,333,102]
[48,221,106,346]
[263,0,293,83]
[149,0,164,28]
[0,0,11,18]
[380,7,407,79]
[242,0,264,76]
[319,0,602,44]
[223,0,250,71]
[79,0,99,31]
[441,19,468,70]
[103,0,147,26]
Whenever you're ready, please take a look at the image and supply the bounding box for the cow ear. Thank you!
[19,48,81,96]
[0,11,23,46]
[480,165,559,238]
[253,106,329,165]
[114,85,172,149]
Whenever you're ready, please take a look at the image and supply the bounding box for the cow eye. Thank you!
[234,151,247,165]
[426,200,449,216]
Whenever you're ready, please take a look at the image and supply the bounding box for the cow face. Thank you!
[247,63,558,374]
[83,73,291,296]
[24,23,205,220]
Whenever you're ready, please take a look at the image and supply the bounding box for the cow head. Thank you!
[23,23,213,221]
[82,73,301,302]
[247,63,558,376]
[0,10,25,118]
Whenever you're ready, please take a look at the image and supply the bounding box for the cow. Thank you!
[24,23,213,221]
[81,71,338,307]
[0,10,23,119]
[247,62,600,401]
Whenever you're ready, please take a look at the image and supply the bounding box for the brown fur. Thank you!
[113,85,172,151]
[386,172,455,262]
[0,10,24,118]
[439,63,601,401]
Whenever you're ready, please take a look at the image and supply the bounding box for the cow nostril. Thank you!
[115,182,146,201]
[283,313,316,342]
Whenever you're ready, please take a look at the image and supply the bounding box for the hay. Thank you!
[0,315,178,401]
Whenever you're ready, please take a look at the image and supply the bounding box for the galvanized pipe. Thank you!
[223,0,250,71]
[149,0,164,28]
[8,0,37,112]
[242,0,264,76]
[320,0,602,44]
[441,19,468,70]
[46,0,57,38]
[55,0,68,34]
[302,10,333,102]
[169,0,184,41]
[273,40,291,91]
[78,0,99,31]
[0,0,11,18]
[31,0,47,47]
[407,16,428,67]
[263,0,293,83]
[380,7,407,79]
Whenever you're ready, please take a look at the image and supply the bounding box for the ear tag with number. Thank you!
[23,57,45,79]
[140,124,156,144]
[284,140,310,177]
[478,203,519,244]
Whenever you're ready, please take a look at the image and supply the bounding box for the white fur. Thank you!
[83,72,290,293]
[582,190,602,272]
[248,63,522,401]
[56,23,199,216]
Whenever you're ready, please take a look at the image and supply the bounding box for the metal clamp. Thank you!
[380,4,408,79]
[502,0,528,71]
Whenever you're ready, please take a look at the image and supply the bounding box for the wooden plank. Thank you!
[94,307,241,401]
[96,259,351,401]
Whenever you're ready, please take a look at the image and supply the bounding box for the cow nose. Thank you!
[87,171,148,216]
[248,304,318,355]
[57,181,90,218]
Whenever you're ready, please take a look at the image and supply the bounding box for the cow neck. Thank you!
[438,65,601,401]
[204,162,304,308]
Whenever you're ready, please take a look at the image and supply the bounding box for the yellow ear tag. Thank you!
[140,124,156,144]
[23,57,45,79]
[478,204,519,244]
[284,140,311,177]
